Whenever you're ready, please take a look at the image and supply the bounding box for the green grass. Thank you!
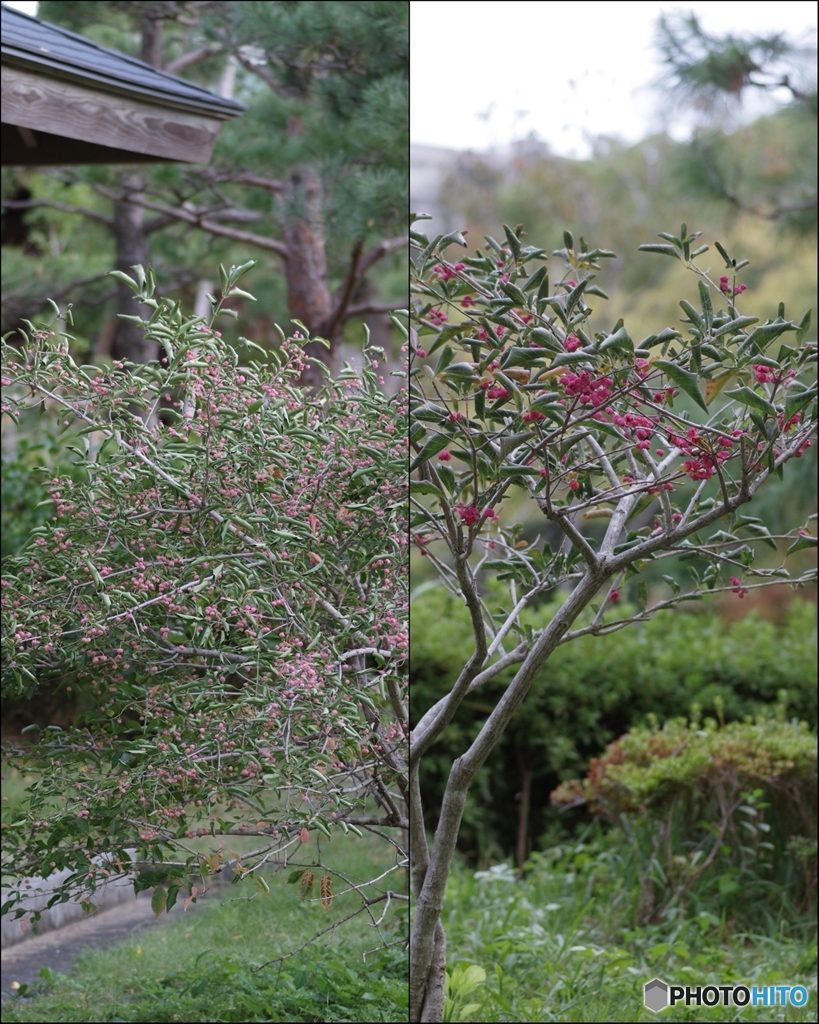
[1,766,408,1022]
[435,825,816,1023]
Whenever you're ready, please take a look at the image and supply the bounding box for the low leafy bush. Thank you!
[551,697,817,922]
[411,584,817,864]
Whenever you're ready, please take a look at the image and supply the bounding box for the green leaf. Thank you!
[529,328,563,353]
[784,383,817,425]
[723,387,777,418]
[679,300,704,331]
[795,308,811,344]
[549,350,596,369]
[440,230,468,250]
[502,224,521,261]
[711,316,758,339]
[741,321,796,354]
[698,281,713,331]
[786,535,817,556]
[501,347,549,369]
[637,580,647,609]
[151,886,167,918]
[565,278,588,316]
[410,480,444,498]
[737,523,778,551]
[653,360,707,411]
[439,362,479,383]
[600,325,633,354]
[638,244,681,258]
[523,265,548,292]
[714,241,733,266]
[500,281,528,305]
[655,328,683,343]
[410,434,451,471]
[108,270,139,292]
[499,465,542,477]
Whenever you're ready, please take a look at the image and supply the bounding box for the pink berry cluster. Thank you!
[729,576,749,598]
[667,426,738,481]
[432,262,465,282]
[561,369,614,408]
[610,410,658,451]
[720,276,747,296]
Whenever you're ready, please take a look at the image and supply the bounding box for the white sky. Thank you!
[6,1,817,158]
[411,0,818,157]
[4,1,38,14]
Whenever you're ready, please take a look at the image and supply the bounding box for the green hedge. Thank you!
[411,585,817,866]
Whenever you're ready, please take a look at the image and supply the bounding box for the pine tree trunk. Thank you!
[281,163,338,389]
[111,14,162,367]
[111,171,154,365]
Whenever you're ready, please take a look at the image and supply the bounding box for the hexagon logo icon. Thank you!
[644,978,669,1013]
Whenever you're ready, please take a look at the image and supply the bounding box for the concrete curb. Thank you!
[1,850,138,949]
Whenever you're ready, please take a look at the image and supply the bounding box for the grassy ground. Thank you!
[2,765,408,1022]
[436,825,816,1023]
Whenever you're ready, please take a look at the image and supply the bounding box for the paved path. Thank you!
[1,884,221,1002]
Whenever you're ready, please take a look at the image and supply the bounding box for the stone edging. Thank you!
[1,850,138,950]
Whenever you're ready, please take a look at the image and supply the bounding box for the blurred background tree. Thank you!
[2,0,409,384]
[411,10,817,609]
[654,10,817,235]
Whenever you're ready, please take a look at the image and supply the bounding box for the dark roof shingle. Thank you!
[1,3,245,118]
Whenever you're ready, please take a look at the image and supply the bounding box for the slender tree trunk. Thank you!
[420,921,447,1022]
[111,13,163,366]
[111,170,154,365]
[281,162,337,388]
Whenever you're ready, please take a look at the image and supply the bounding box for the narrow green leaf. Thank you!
[714,241,732,266]
[503,225,521,261]
[795,308,812,344]
[410,433,451,471]
[440,230,468,250]
[638,244,681,258]
[638,580,647,609]
[549,351,596,369]
[653,360,707,411]
[529,328,563,353]
[410,480,443,498]
[712,315,759,339]
[784,383,817,424]
[698,281,713,330]
[108,270,139,292]
[724,386,777,418]
[786,535,817,555]
[600,326,633,353]
[679,300,704,330]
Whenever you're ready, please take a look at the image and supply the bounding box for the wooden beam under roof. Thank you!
[1,3,245,166]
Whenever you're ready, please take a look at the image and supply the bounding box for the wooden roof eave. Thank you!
[2,62,233,165]
[1,4,245,167]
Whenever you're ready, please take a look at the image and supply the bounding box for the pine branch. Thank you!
[91,185,289,258]
[163,43,225,75]
[1,198,112,228]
